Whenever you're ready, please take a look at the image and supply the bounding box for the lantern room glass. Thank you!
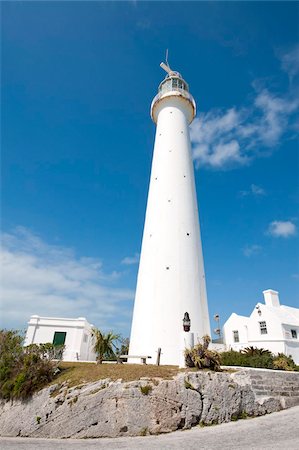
[159,77,189,94]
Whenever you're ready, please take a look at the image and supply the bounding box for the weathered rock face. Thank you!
[0,369,299,438]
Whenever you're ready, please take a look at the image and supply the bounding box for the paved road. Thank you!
[1,406,299,449]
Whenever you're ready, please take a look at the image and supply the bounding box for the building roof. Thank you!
[280,305,299,326]
[257,303,299,327]
[224,312,250,325]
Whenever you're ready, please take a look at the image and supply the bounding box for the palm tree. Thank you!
[91,328,120,364]
[241,346,272,356]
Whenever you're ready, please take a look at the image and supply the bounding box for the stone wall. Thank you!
[241,368,299,408]
[0,368,298,438]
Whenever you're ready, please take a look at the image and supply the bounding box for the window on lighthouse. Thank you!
[160,77,188,94]
[160,79,172,93]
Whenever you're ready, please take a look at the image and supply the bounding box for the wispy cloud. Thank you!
[121,253,140,265]
[190,46,299,170]
[251,184,266,196]
[267,220,297,238]
[0,227,134,334]
[280,44,299,81]
[239,184,266,197]
[242,244,262,258]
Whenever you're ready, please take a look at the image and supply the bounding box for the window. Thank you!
[160,79,172,93]
[259,321,267,335]
[291,329,297,339]
[53,331,67,346]
[83,333,88,343]
[233,330,239,343]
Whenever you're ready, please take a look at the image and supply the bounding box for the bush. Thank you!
[220,350,247,367]
[220,349,274,369]
[0,329,61,400]
[140,384,152,395]
[185,335,221,371]
[273,353,296,371]
[220,348,297,371]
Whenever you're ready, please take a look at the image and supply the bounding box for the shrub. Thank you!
[220,348,297,371]
[220,350,248,367]
[185,335,221,371]
[0,329,60,400]
[245,353,274,369]
[273,353,296,371]
[140,384,152,395]
[220,349,274,369]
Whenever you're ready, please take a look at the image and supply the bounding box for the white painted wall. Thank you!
[286,342,299,365]
[223,313,250,352]
[24,315,97,362]
[223,290,299,364]
[129,74,210,365]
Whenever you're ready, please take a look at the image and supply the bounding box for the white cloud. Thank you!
[267,221,297,238]
[280,44,299,80]
[191,89,298,169]
[253,90,298,146]
[190,46,299,170]
[239,184,266,197]
[250,184,266,196]
[0,227,134,334]
[243,245,262,258]
[121,253,140,265]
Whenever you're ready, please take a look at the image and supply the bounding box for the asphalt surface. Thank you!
[1,405,299,449]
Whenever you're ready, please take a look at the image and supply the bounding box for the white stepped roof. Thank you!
[263,304,299,327]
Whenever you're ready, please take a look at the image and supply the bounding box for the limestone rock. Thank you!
[0,369,298,438]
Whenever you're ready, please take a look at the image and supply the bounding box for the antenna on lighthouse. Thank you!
[160,48,172,75]
[165,48,169,66]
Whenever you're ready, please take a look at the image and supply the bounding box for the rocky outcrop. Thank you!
[0,368,299,438]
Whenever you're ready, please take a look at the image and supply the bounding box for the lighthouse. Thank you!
[129,62,211,366]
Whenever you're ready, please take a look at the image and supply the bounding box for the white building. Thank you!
[223,290,299,364]
[24,315,97,362]
[129,62,210,366]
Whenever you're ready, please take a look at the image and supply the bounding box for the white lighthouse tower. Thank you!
[129,62,211,366]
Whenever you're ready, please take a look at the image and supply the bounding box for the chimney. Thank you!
[263,289,280,307]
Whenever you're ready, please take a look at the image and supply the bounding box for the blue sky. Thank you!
[1,1,299,338]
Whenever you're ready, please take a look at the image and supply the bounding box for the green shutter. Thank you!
[53,331,66,346]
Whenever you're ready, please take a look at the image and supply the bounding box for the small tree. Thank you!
[120,337,130,355]
[91,328,120,364]
[184,335,221,371]
[0,330,59,400]
[25,342,65,360]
